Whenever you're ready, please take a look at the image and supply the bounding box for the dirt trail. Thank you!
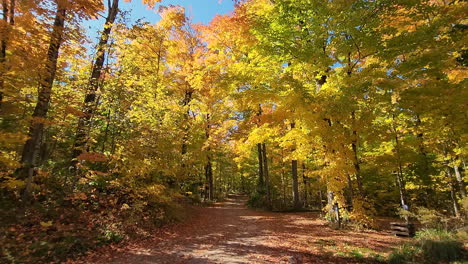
[80,195,404,264]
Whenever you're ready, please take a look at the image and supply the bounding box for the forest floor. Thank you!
[71,195,406,264]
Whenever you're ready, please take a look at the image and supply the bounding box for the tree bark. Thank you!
[262,143,271,208]
[257,143,264,187]
[292,159,300,208]
[302,163,308,207]
[205,156,213,200]
[415,115,429,174]
[256,104,264,188]
[19,3,66,197]
[72,0,119,166]
[392,114,407,208]
[0,0,14,110]
[181,89,193,157]
[204,113,213,200]
[446,166,460,217]
[0,0,8,109]
[291,122,300,209]
[346,173,354,206]
[281,149,286,208]
[351,111,364,197]
[453,164,466,198]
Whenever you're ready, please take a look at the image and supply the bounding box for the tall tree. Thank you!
[19,2,66,195]
[71,0,119,170]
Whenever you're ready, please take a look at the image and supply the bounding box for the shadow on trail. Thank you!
[94,194,402,264]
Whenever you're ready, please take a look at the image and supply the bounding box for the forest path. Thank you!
[80,195,403,264]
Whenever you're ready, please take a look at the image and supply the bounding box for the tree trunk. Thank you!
[204,113,213,200]
[257,143,264,187]
[302,163,308,207]
[256,104,264,188]
[415,115,429,175]
[446,167,460,217]
[346,173,354,207]
[0,0,8,109]
[72,0,119,166]
[292,159,300,209]
[453,164,466,198]
[262,143,271,208]
[350,112,363,196]
[181,89,193,156]
[281,149,286,208]
[392,114,407,208]
[19,3,66,198]
[291,122,300,209]
[0,0,14,110]
[318,181,323,210]
[351,112,364,197]
[205,156,213,200]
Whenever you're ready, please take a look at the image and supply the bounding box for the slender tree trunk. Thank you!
[204,113,213,200]
[302,163,308,207]
[72,0,119,166]
[415,115,429,173]
[281,149,286,208]
[346,173,354,206]
[0,0,14,110]
[256,104,264,188]
[205,156,213,200]
[262,143,271,208]
[446,166,460,217]
[0,0,8,109]
[181,89,193,157]
[392,114,407,208]
[19,4,66,198]
[453,164,466,198]
[318,181,323,210]
[351,112,364,197]
[292,159,300,209]
[257,143,264,187]
[291,122,300,209]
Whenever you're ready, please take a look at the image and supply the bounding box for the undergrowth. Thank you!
[0,178,194,264]
[388,229,467,264]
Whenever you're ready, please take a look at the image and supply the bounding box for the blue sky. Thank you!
[85,0,235,40]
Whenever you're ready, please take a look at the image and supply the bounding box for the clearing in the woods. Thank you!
[74,195,404,264]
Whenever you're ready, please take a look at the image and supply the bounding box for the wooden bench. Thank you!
[390,222,415,237]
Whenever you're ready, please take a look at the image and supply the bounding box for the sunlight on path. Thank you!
[85,195,403,264]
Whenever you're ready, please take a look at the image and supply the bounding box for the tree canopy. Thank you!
[0,0,466,262]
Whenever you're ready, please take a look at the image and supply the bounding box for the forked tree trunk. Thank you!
[20,3,66,198]
[72,0,119,167]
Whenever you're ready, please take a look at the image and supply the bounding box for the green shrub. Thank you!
[417,229,464,263]
[247,190,268,208]
[388,244,420,264]
[387,229,466,264]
